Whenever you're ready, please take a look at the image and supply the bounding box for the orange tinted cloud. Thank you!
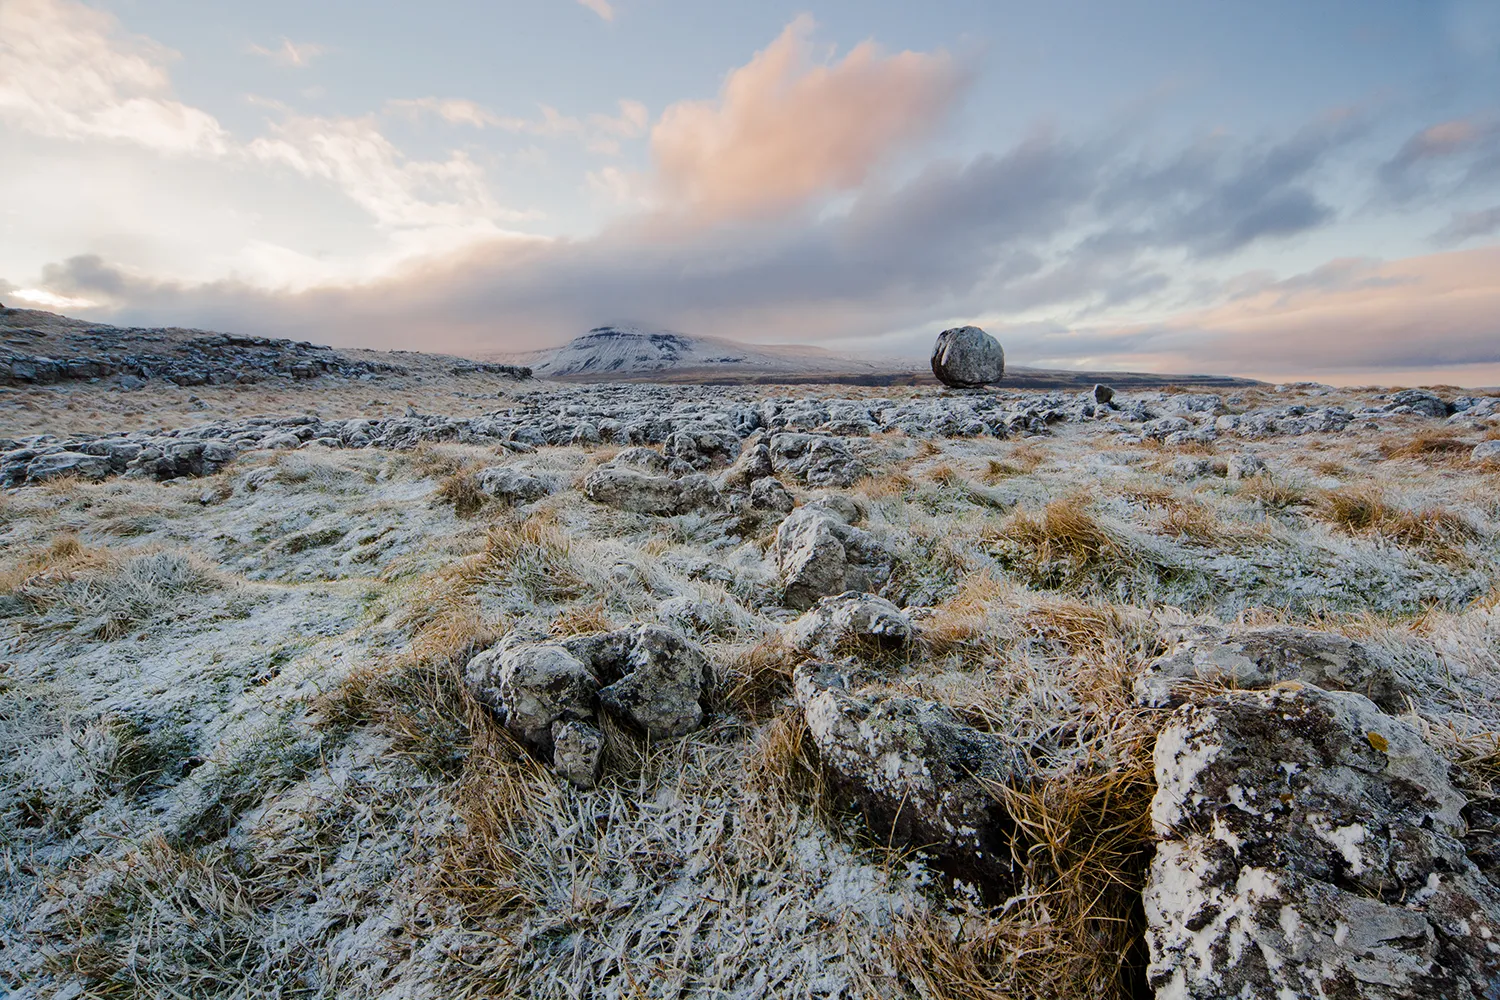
[649,15,968,223]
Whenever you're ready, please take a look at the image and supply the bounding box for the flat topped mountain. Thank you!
[496,325,891,380]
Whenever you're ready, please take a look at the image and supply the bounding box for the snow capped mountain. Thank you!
[499,326,889,380]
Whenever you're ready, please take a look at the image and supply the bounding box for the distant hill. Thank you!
[492,325,892,380]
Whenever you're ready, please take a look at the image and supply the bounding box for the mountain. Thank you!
[493,326,891,381]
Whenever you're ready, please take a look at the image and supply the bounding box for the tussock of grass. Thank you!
[1316,486,1478,560]
[435,466,488,518]
[1236,476,1311,511]
[990,497,1131,589]
[1382,430,1474,461]
[464,513,588,604]
[315,656,479,776]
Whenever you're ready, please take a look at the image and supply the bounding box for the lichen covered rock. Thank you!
[1145,684,1500,999]
[773,507,894,610]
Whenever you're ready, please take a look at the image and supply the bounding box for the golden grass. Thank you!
[720,637,804,721]
[1316,485,1476,547]
[855,469,917,498]
[0,533,114,594]
[889,745,1156,1000]
[990,497,1129,589]
[434,467,488,518]
[1236,475,1311,511]
[1381,430,1475,462]
[550,599,615,637]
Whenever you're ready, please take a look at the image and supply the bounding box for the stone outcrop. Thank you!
[1145,684,1500,999]
[930,326,1005,388]
[466,624,712,786]
[773,507,894,610]
[582,449,721,515]
[1135,624,1408,712]
[795,661,1024,872]
[767,433,867,487]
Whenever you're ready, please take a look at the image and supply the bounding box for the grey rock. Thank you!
[582,466,721,515]
[475,466,550,504]
[1093,383,1116,405]
[550,720,605,789]
[1385,388,1451,418]
[465,639,597,750]
[747,476,795,513]
[786,591,911,658]
[795,662,1023,868]
[1135,624,1409,712]
[718,442,774,491]
[1145,685,1500,1000]
[23,451,113,482]
[1226,452,1267,480]
[930,326,1005,388]
[563,624,711,739]
[768,433,867,487]
[1471,440,1500,465]
[773,507,894,610]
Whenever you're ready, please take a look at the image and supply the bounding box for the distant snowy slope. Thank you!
[496,326,888,378]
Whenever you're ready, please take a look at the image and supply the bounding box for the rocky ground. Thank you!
[3,348,1500,997]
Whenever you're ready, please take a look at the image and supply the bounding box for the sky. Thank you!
[2,0,1499,383]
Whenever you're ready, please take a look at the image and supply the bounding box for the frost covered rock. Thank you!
[475,466,550,504]
[582,462,721,515]
[663,426,741,470]
[1093,383,1116,405]
[1385,389,1450,418]
[21,450,114,483]
[795,661,1023,869]
[465,639,598,750]
[747,476,795,513]
[773,507,894,610]
[550,720,605,789]
[1145,684,1500,1000]
[561,624,712,739]
[718,441,773,491]
[768,433,868,487]
[1225,452,1266,480]
[785,592,911,658]
[1472,440,1500,465]
[930,326,1005,388]
[1135,624,1408,712]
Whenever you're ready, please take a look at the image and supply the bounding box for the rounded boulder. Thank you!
[930,326,1005,388]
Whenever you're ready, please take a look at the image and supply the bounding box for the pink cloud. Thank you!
[649,15,968,223]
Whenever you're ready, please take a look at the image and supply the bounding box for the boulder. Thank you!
[773,507,894,610]
[23,451,113,483]
[561,624,712,739]
[1093,383,1116,405]
[718,442,773,491]
[465,639,598,750]
[1135,624,1409,712]
[767,433,867,487]
[747,476,795,513]
[930,326,1005,388]
[786,591,911,658]
[475,466,550,504]
[795,661,1024,870]
[1472,440,1500,465]
[582,466,720,515]
[1145,684,1500,999]
[1385,389,1450,418]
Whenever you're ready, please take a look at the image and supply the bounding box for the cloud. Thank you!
[246,112,522,230]
[1435,205,1500,244]
[649,15,970,222]
[248,38,326,68]
[1379,117,1500,201]
[33,111,1376,361]
[576,0,615,22]
[385,96,646,152]
[0,0,228,155]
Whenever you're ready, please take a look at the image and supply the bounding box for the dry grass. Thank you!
[1315,486,1478,560]
[919,572,1005,658]
[889,745,1156,1000]
[313,656,479,776]
[461,513,588,604]
[434,466,488,517]
[1236,475,1311,511]
[982,443,1049,482]
[1381,430,1475,462]
[719,636,804,720]
[990,497,1130,589]
[856,469,917,498]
